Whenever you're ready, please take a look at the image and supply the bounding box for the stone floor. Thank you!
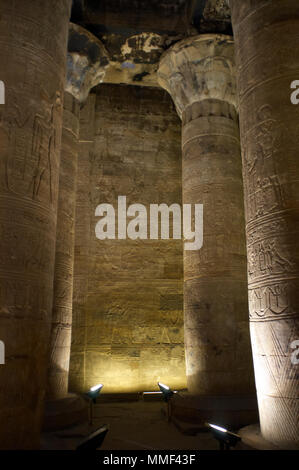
[41,399,252,450]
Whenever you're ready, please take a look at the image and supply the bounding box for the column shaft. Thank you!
[46,23,109,403]
[47,92,80,399]
[0,0,71,448]
[182,99,253,394]
[158,35,255,398]
[230,0,299,448]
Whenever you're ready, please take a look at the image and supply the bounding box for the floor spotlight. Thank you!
[85,384,103,425]
[87,383,104,402]
[157,382,174,422]
[206,423,241,450]
[76,424,109,450]
[157,382,174,401]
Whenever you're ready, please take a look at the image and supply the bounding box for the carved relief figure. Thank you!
[244,105,286,221]
[30,92,62,202]
[2,89,31,194]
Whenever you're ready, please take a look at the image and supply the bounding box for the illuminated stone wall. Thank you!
[69,84,186,393]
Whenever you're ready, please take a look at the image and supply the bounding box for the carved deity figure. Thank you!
[1,91,31,194]
[244,105,286,220]
[30,92,62,202]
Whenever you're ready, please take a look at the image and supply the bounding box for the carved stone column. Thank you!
[158,35,255,402]
[46,25,109,411]
[229,0,299,448]
[0,0,72,449]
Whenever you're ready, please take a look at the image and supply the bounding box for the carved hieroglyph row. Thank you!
[230,0,299,448]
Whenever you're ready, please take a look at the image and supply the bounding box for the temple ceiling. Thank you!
[71,0,232,87]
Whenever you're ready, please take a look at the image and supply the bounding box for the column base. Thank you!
[43,394,88,432]
[239,424,299,450]
[170,393,258,434]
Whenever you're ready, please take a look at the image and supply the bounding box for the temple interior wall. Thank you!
[69,83,187,393]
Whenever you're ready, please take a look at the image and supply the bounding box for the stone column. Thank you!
[229,0,299,448]
[0,0,72,449]
[158,35,255,399]
[46,25,109,405]
[46,91,80,402]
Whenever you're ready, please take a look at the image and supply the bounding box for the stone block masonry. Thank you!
[70,84,186,393]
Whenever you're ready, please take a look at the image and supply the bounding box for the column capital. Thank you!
[66,23,110,103]
[157,34,237,119]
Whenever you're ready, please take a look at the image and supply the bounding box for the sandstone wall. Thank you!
[69,84,186,393]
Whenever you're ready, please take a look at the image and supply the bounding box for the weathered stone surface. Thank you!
[103,32,184,88]
[67,23,110,102]
[158,34,255,396]
[69,94,96,393]
[42,394,88,432]
[200,0,231,33]
[0,0,72,449]
[158,34,237,118]
[48,25,109,400]
[69,84,186,393]
[70,1,233,88]
[230,0,299,449]
[47,91,80,400]
[72,0,232,36]
[73,0,196,35]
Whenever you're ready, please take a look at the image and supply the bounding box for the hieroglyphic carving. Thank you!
[0,277,50,320]
[243,105,286,222]
[1,88,61,203]
[0,111,10,191]
[244,105,298,323]
[47,93,79,400]
[0,88,31,193]
[30,92,61,202]
[158,35,254,396]
[70,84,185,394]
[230,0,299,447]
[248,239,294,280]
[48,26,110,400]
[0,0,72,449]
[249,283,293,320]
[0,224,53,274]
